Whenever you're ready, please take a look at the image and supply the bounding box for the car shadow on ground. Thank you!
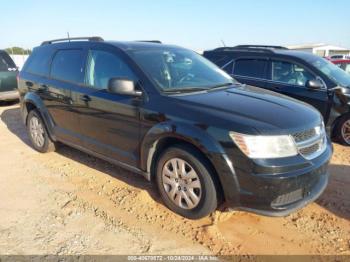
[1,107,350,220]
[0,106,32,146]
[316,164,350,221]
[0,107,163,205]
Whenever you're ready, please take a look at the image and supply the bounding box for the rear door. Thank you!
[232,58,268,88]
[70,47,141,167]
[47,48,87,145]
[266,59,330,118]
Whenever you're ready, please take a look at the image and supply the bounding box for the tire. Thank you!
[335,114,350,146]
[26,109,56,153]
[156,145,218,219]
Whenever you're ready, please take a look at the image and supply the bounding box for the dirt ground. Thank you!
[0,103,349,255]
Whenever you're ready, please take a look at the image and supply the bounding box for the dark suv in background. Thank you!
[0,50,19,101]
[18,37,332,219]
[204,45,350,145]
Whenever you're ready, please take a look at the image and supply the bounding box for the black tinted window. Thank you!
[51,49,84,83]
[22,47,53,76]
[233,59,267,79]
[86,50,136,89]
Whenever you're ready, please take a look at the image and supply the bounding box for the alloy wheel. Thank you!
[29,116,45,148]
[341,119,350,145]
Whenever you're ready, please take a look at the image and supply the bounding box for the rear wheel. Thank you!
[156,145,218,219]
[27,109,56,153]
[335,115,350,146]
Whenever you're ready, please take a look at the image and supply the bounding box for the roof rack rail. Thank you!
[234,45,288,50]
[41,36,104,46]
[136,40,162,44]
[213,45,288,53]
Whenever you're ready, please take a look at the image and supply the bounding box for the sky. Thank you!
[1,0,349,50]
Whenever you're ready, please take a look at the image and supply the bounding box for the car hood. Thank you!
[166,85,322,135]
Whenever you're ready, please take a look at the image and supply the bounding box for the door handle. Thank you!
[80,95,91,102]
[38,84,48,92]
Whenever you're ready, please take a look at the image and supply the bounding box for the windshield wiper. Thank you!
[163,87,210,94]
[209,82,234,89]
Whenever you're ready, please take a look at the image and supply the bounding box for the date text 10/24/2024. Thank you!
[127,256,219,261]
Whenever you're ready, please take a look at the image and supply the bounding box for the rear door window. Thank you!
[271,61,315,87]
[233,59,267,79]
[51,49,85,84]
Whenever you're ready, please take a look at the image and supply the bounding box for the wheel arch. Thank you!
[140,122,231,202]
[22,92,56,141]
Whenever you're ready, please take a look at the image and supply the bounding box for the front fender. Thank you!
[140,121,241,204]
[22,92,56,140]
[140,121,225,172]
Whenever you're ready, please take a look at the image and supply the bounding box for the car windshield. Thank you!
[129,48,235,92]
[0,52,16,71]
[307,56,350,87]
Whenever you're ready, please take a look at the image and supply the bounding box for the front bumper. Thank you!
[212,139,332,216]
[0,90,19,101]
[237,165,329,216]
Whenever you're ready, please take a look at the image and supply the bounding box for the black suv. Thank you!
[18,37,332,219]
[203,45,350,145]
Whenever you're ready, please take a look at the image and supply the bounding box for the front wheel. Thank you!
[335,115,350,146]
[156,145,218,219]
[27,109,56,153]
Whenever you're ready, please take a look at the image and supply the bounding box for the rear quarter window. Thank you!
[50,49,85,84]
[22,47,54,76]
[204,53,234,73]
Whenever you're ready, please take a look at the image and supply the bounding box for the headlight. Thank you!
[230,132,298,159]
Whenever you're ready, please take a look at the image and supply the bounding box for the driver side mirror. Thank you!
[306,79,324,90]
[108,78,142,97]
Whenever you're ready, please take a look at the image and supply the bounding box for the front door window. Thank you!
[272,61,315,87]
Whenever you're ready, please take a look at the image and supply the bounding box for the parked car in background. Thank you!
[18,37,332,219]
[204,45,350,145]
[331,59,350,74]
[0,50,19,101]
[326,54,350,60]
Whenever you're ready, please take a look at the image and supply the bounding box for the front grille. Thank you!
[293,128,317,143]
[292,124,327,160]
[299,143,320,156]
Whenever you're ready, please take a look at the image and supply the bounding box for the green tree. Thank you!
[5,47,32,55]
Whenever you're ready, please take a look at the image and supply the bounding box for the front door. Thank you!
[70,48,141,167]
[266,60,331,120]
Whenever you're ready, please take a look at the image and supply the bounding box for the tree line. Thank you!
[4,47,32,55]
